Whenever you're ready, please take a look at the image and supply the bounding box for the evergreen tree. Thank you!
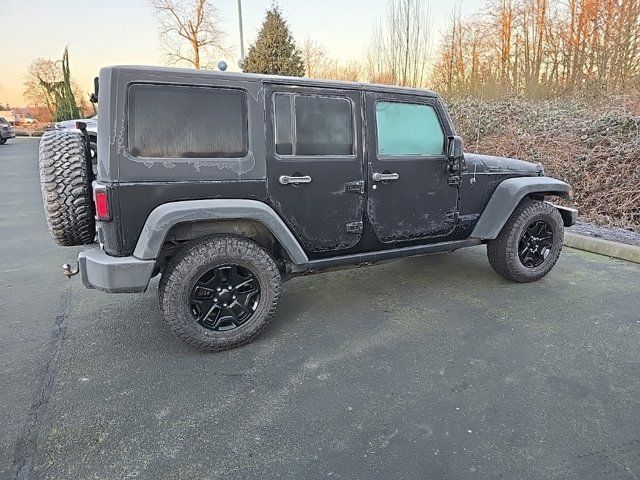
[243,6,304,77]
[37,48,82,121]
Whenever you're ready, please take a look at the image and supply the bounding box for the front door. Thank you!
[265,85,364,253]
[364,92,459,243]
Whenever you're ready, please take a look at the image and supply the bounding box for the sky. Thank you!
[1,0,483,107]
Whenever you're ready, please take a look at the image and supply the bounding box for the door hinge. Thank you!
[445,211,460,223]
[346,180,365,194]
[346,221,363,234]
[448,175,461,187]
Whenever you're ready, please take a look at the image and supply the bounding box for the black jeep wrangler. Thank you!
[38,66,577,351]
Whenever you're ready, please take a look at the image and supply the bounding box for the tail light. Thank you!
[93,184,111,221]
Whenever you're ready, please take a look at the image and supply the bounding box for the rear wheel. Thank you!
[0,138,6,144]
[487,199,564,282]
[159,235,282,351]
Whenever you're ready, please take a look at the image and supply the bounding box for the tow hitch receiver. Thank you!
[63,263,79,278]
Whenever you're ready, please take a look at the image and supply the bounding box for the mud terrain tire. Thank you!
[38,130,95,246]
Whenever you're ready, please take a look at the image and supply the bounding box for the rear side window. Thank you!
[128,84,248,158]
[274,93,353,156]
[375,101,444,156]
[274,94,293,155]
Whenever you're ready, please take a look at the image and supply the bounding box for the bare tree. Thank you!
[302,37,333,78]
[366,0,433,88]
[430,8,499,97]
[303,37,362,81]
[24,58,60,116]
[150,0,226,69]
[431,0,640,98]
[329,60,362,82]
[24,55,87,118]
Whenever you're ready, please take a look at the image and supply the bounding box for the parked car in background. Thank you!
[0,111,17,125]
[54,115,97,134]
[0,117,16,144]
[17,117,37,125]
[53,115,98,169]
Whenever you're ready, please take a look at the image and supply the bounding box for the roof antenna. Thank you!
[237,0,246,69]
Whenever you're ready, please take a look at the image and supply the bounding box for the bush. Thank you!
[448,94,640,229]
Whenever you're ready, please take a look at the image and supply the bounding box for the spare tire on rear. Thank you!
[39,129,95,246]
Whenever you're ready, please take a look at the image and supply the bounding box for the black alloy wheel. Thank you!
[518,220,553,268]
[189,264,261,331]
[159,235,282,351]
[487,199,564,282]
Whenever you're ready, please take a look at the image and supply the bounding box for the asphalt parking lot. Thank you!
[1,138,639,480]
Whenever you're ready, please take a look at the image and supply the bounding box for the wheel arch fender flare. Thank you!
[133,199,309,265]
[471,177,572,240]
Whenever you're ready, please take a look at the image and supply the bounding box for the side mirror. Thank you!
[447,135,464,160]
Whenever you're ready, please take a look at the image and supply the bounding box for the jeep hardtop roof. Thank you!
[105,65,439,98]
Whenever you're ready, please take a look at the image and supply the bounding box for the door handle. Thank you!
[279,175,312,185]
[372,172,400,182]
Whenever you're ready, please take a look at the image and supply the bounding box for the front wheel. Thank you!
[0,138,6,144]
[158,235,282,351]
[487,199,564,282]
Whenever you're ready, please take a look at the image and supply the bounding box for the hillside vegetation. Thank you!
[449,94,640,229]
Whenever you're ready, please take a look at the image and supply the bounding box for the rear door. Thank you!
[265,84,364,253]
[365,92,459,243]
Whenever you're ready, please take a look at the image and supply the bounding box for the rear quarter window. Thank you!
[127,84,248,158]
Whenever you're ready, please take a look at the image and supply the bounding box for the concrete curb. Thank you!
[565,232,640,264]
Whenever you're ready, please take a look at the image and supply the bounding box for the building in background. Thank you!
[0,110,18,125]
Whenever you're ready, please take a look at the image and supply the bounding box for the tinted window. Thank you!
[295,96,352,156]
[376,101,444,156]
[274,93,353,156]
[128,84,248,158]
[274,94,293,155]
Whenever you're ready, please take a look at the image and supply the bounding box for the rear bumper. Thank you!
[78,245,155,293]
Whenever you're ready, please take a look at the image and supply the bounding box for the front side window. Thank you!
[274,93,353,156]
[375,101,444,156]
[128,84,248,158]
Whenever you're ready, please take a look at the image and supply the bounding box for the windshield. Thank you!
[0,117,8,124]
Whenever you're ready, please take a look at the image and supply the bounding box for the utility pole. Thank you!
[237,0,245,69]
